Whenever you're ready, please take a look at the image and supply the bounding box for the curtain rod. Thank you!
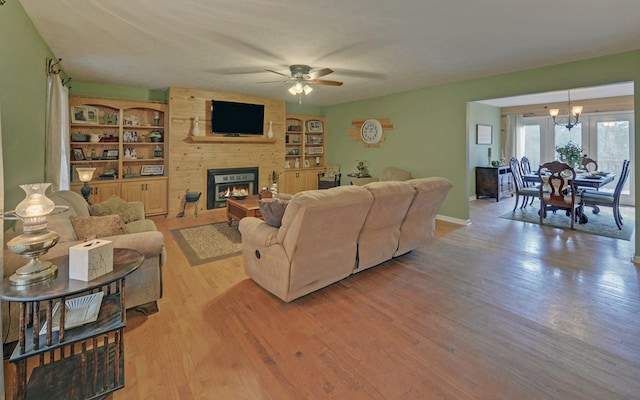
[47,58,72,87]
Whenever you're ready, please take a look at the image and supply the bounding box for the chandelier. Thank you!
[549,90,583,131]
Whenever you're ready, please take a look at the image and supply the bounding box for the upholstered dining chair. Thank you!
[581,159,630,229]
[509,157,540,212]
[318,164,341,189]
[538,160,579,229]
[581,156,598,172]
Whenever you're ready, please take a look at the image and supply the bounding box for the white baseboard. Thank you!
[436,214,471,225]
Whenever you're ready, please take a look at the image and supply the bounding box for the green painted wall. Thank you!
[70,81,168,103]
[324,51,640,225]
[0,1,56,209]
[468,102,502,198]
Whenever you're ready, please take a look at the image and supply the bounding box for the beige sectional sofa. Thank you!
[3,190,165,342]
[239,177,453,302]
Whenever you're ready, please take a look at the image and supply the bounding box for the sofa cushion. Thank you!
[258,198,290,227]
[70,214,127,241]
[89,196,140,224]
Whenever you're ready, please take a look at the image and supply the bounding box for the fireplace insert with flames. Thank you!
[207,167,259,209]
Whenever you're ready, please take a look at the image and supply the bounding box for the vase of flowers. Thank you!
[555,141,583,167]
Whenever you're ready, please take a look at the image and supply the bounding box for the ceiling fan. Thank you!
[261,64,343,103]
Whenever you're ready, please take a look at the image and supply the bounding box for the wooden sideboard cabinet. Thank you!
[476,166,514,202]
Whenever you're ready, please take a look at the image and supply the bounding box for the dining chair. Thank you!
[581,156,598,172]
[520,156,532,175]
[538,160,579,229]
[509,157,539,212]
[581,160,630,229]
[520,156,535,205]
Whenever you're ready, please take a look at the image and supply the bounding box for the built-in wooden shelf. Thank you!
[190,135,276,144]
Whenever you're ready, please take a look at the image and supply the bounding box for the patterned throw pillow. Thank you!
[70,214,127,241]
[88,196,139,224]
[258,198,290,228]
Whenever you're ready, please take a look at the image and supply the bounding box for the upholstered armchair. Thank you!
[318,163,341,189]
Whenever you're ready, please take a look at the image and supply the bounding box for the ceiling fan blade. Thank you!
[265,69,291,78]
[308,68,334,79]
[257,79,292,84]
[310,79,343,86]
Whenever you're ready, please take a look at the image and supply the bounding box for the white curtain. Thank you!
[45,74,70,191]
[505,114,524,162]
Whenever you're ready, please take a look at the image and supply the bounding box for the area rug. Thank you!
[499,206,634,241]
[171,223,242,266]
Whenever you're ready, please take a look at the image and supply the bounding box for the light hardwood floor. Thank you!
[8,197,640,399]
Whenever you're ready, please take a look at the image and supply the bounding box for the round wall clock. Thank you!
[360,119,383,144]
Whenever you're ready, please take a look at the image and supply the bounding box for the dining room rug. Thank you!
[499,206,634,240]
[171,222,242,266]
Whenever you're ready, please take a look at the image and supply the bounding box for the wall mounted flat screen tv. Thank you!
[211,100,265,136]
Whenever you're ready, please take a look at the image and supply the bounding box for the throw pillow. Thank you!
[70,215,127,241]
[89,196,140,224]
[258,198,290,228]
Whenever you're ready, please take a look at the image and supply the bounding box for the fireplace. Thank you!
[207,167,259,209]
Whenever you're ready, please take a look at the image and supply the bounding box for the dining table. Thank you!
[522,171,615,225]
[523,172,615,189]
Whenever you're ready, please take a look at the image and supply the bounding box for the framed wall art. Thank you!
[476,124,493,145]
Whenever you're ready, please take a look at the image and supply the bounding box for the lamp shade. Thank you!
[76,167,96,183]
[15,183,55,218]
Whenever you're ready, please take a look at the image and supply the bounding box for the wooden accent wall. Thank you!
[168,87,285,216]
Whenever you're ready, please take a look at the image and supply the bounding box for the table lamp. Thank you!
[76,167,96,204]
[5,183,64,285]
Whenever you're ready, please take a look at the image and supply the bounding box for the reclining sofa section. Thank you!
[239,177,453,302]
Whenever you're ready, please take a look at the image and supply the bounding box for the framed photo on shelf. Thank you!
[140,165,164,176]
[73,148,85,161]
[476,124,493,145]
[102,149,119,160]
[71,105,99,124]
[307,146,323,155]
[306,120,323,133]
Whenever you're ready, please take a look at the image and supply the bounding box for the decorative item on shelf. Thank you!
[294,158,300,168]
[154,111,161,126]
[500,150,506,166]
[90,148,97,159]
[550,90,583,131]
[555,141,584,167]
[76,167,96,204]
[149,130,163,142]
[154,145,163,158]
[491,160,500,167]
[89,133,102,143]
[285,160,291,169]
[488,147,492,166]
[316,156,321,167]
[304,159,310,168]
[2,183,68,285]
[99,169,117,180]
[267,120,274,138]
[192,116,201,136]
[124,115,140,126]
[356,160,370,178]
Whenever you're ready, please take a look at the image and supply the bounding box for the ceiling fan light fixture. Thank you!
[288,86,297,95]
[303,85,313,95]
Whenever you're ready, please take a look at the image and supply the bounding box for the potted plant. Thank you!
[555,141,583,167]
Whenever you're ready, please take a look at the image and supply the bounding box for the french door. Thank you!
[523,112,634,205]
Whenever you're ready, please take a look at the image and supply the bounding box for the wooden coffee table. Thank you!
[226,195,262,226]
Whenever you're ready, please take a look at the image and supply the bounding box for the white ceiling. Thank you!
[18,0,640,107]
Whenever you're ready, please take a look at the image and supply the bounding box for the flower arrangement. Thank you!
[555,141,583,167]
